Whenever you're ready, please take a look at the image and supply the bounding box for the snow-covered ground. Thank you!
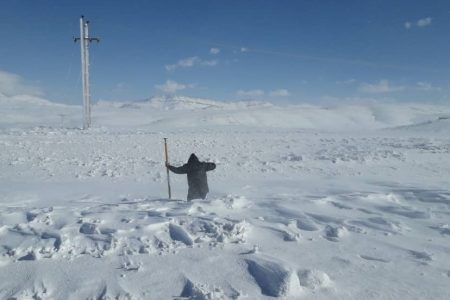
[1,94,450,299]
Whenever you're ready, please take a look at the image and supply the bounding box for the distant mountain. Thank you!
[388,116,450,133]
[0,93,67,107]
[0,93,80,129]
[141,95,226,110]
[3,92,450,132]
[96,95,273,111]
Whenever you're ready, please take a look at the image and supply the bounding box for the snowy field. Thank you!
[1,95,450,299]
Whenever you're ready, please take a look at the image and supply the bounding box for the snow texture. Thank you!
[1,95,450,299]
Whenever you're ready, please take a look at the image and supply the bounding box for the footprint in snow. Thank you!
[296,217,320,232]
[179,278,239,300]
[359,255,390,263]
[245,257,301,297]
[79,222,100,235]
[41,231,62,251]
[409,250,433,263]
[429,224,450,236]
[297,269,333,290]
[18,251,38,261]
[26,207,53,224]
[119,257,142,271]
[169,223,193,246]
[324,225,348,241]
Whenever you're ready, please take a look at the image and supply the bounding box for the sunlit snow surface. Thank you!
[1,95,450,299]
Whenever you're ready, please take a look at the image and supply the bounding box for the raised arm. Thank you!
[204,162,216,172]
[167,164,188,174]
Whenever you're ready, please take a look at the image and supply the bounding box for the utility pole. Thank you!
[74,16,99,129]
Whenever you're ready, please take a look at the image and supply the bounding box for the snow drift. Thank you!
[1,95,450,299]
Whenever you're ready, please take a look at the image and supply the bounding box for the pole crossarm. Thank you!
[74,37,100,43]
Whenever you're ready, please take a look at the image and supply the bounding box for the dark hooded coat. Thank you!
[167,154,216,200]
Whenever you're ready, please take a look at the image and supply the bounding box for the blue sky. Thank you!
[1,0,450,105]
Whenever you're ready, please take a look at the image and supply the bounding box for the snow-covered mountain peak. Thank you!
[0,93,59,106]
[134,95,273,110]
[142,95,227,110]
[94,95,273,111]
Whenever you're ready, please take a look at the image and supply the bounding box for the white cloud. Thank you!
[155,80,192,94]
[359,80,405,94]
[177,56,199,67]
[165,56,199,71]
[236,88,291,98]
[200,60,218,67]
[358,80,440,94]
[416,81,441,91]
[236,89,264,97]
[269,89,290,97]
[240,47,248,52]
[0,70,43,97]
[404,17,432,29]
[166,56,218,71]
[417,17,432,27]
[210,48,220,55]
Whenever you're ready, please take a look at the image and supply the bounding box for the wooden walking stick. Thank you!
[164,138,172,200]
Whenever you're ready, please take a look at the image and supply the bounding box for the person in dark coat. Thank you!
[166,153,216,201]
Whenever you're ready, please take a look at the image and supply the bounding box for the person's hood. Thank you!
[188,153,199,164]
